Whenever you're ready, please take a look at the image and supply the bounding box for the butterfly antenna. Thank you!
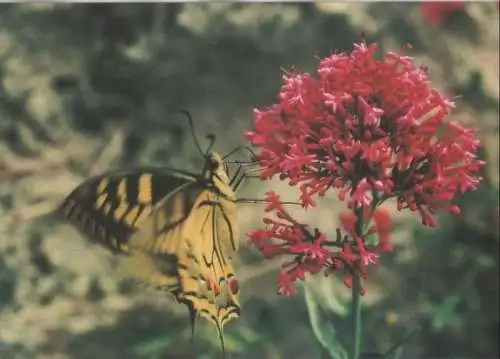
[180,110,205,158]
[205,134,216,154]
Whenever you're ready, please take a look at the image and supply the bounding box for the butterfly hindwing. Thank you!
[61,168,197,253]
[180,190,240,331]
[122,181,241,330]
[118,250,181,295]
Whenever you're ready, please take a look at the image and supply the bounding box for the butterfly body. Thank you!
[61,152,241,346]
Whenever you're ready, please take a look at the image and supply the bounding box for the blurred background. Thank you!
[0,3,498,359]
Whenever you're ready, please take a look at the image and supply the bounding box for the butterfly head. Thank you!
[206,152,224,172]
[204,152,236,201]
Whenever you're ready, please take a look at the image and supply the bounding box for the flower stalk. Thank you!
[350,274,362,359]
[349,206,365,359]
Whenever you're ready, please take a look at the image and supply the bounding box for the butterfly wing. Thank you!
[119,183,206,295]
[180,190,240,333]
[61,168,197,254]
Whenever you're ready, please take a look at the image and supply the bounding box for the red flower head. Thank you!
[420,2,465,25]
[246,42,484,227]
[339,206,393,253]
[248,191,362,296]
[246,42,484,296]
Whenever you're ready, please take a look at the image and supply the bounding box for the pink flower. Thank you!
[246,42,484,227]
[372,208,393,252]
[420,2,465,25]
[277,272,297,296]
[245,42,484,296]
[247,193,391,295]
[339,206,393,250]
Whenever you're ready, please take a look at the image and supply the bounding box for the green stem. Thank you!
[349,206,364,359]
[350,275,362,359]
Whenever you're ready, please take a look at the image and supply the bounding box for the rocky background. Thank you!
[0,3,498,359]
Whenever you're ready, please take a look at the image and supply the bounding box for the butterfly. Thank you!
[60,111,253,355]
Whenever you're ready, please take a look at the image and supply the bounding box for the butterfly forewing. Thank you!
[121,183,206,293]
[61,168,197,253]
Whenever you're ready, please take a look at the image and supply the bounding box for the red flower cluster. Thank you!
[245,42,484,295]
[419,2,465,25]
[248,192,393,296]
[246,42,483,226]
[339,206,393,253]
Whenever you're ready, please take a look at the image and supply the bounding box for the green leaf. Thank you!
[304,285,347,359]
[431,294,461,333]
[305,276,349,317]
[475,253,495,268]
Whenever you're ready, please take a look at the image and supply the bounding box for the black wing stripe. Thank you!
[93,173,189,205]
[61,170,198,254]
